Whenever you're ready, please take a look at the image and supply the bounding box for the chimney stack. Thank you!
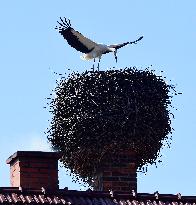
[6,151,61,190]
[94,150,137,192]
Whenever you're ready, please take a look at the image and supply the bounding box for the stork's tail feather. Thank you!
[80,54,92,61]
[129,36,144,44]
[55,17,71,31]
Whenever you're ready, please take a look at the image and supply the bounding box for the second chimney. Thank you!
[6,151,61,190]
[93,150,137,192]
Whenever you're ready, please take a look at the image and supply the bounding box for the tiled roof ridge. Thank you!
[0,187,195,202]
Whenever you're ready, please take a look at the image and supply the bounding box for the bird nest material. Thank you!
[47,67,178,184]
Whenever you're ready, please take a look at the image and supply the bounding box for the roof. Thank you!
[0,187,196,205]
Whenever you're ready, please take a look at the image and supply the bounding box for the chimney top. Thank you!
[7,151,62,190]
[6,151,61,164]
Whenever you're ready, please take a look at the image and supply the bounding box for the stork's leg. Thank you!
[92,58,95,72]
[97,57,101,71]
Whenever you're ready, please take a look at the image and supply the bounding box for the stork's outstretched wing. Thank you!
[55,17,97,54]
[109,36,144,50]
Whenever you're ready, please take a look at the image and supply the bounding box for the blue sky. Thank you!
[0,0,196,195]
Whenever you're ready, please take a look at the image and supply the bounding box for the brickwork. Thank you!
[94,150,137,191]
[6,151,61,190]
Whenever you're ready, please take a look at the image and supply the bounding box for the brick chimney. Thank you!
[94,150,137,192]
[6,151,61,190]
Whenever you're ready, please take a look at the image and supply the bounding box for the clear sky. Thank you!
[0,0,196,195]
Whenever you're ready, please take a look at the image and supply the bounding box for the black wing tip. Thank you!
[135,36,143,43]
[55,17,72,31]
[129,36,144,44]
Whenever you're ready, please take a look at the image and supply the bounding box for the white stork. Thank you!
[55,17,143,71]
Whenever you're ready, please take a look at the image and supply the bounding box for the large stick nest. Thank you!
[47,67,177,184]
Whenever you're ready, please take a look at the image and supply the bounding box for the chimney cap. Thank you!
[6,151,62,164]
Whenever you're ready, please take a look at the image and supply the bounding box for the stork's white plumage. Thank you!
[55,17,143,70]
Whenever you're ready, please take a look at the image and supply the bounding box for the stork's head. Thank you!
[106,47,118,63]
[108,47,117,63]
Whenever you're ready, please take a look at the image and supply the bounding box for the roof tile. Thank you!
[19,194,27,203]
[34,195,41,204]
[0,194,7,203]
[26,195,35,203]
[12,193,20,203]
[46,196,54,204]
[39,195,47,204]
